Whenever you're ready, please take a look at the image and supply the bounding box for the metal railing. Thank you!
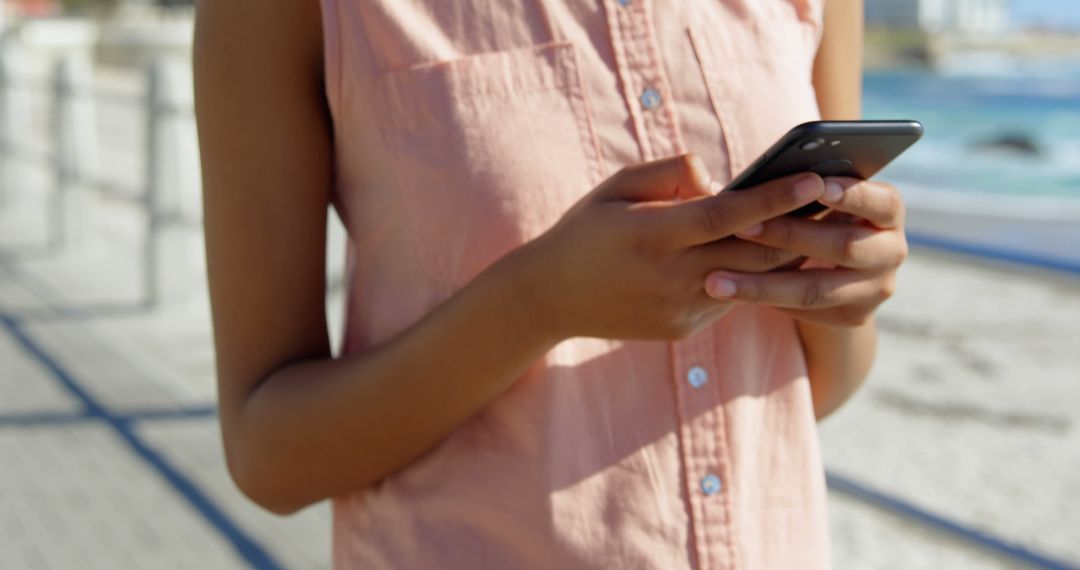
[0,46,199,308]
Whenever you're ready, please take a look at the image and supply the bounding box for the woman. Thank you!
[194,0,905,567]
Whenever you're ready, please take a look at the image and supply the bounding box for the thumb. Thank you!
[592,153,718,203]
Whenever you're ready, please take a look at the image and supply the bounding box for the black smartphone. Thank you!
[724,120,924,217]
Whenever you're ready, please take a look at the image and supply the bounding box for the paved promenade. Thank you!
[0,195,332,568]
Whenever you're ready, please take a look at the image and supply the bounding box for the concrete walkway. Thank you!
[0,190,332,569]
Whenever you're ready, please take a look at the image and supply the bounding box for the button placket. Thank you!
[603,1,731,564]
[701,346,738,568]
[603,0,684,162]
[671,329,736,569]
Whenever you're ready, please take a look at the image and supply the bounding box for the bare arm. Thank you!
[798,313,878,420]
[813,0,864,122]
[802,0,877,419]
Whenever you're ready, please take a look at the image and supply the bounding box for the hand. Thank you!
[515,153,827,341]
[702,177,907,328]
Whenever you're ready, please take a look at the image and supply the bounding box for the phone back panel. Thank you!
[726,120,924,216]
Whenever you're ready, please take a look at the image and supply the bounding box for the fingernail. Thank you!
[736,223,763,237]
[795,175,823,200]
[822,180,844,203]
[689,155,710,186]
[706,274,737,298]
[709,179,723,194]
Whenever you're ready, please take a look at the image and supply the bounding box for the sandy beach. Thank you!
[821,245,1080,568]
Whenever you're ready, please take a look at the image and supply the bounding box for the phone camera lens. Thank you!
[800,138,825,151]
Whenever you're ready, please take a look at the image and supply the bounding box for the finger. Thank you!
[735,217,907,270]
[819,178,905,229]
[653,173,825,247]
[686,237,805,273]
[593,153,717,203]
[703,268,889,309]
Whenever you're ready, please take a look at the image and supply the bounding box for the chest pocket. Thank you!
[688,7,823,176]
[375,42,604,294]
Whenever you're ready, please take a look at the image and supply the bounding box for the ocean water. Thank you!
[863,62,1080,198]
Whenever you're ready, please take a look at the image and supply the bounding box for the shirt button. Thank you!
[701,474,723,496]
[687,366,708,389]
[640,87,662,110]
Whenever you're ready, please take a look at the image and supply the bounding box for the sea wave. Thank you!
[865,67,1080,199]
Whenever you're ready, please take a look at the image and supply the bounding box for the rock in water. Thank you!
[973,133,1042,156]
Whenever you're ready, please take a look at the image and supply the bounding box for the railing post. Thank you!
[0,41,14,209]
[49,57,69,249]
[0,41,32,212]
[50,53,96,250]
[144,60,163,308]
[143,56,198,308]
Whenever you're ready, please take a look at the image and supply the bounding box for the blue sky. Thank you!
[1012,0,1080,29]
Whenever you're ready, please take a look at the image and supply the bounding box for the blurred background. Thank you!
[0,0,1077,568]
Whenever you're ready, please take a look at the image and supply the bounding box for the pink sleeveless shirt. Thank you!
[318,0,830,567]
